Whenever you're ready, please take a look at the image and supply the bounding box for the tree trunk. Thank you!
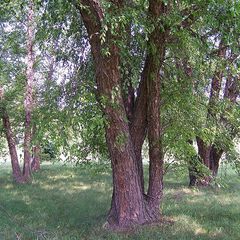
[1,107,22,182]
[209,145,223,176]
[195,42,226,175]
[130,63,148,192]
[145,0,166,216]
[31,145,41,172]
[78,0,167,230]
[196,136,211,168]
[31,124,41,172]
[23,0,35,182]
[146,43,165,215]
[0,87,22,182]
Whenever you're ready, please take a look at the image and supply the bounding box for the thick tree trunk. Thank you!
[1,108,22,182]
[146,55,164,215]
[146,0,166,216]
[0,88,22,182]
[23,0,35,182]
[79,6,148,229]
[78,0,167,230]
[194,43,226,184]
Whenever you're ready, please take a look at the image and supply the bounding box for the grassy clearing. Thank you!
[0,163,239,240]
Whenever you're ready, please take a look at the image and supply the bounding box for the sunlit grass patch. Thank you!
[0,163,239,239]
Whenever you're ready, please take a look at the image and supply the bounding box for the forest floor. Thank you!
[0,163,240,240]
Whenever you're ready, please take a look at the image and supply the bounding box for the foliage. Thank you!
[0,0,239,171]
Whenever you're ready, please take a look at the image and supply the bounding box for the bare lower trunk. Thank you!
[130,69,148,192]
[78,0,167,230]
[31,145,41,172]
[23,111,32,181]
[105,119,149,228]
[1,108,22,182]
[146,0,166,213]
[146,59,164,215]
[194,138,223,186]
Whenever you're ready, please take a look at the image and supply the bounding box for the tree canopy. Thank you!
[0,0,239,231]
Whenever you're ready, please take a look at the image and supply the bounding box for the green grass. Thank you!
[0,163,239,240]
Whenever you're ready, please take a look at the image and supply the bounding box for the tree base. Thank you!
[103,215,174,232]
[104,200,164,232]
[13,175,32,184]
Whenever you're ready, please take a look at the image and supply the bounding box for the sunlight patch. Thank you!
[174,215,207,236]
[72,185,91,190]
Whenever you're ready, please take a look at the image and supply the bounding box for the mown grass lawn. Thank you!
[0,163,239,240]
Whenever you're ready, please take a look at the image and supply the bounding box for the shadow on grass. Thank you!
[0,164,239,240]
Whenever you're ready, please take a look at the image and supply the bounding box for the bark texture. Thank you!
[146,0,166,214]
[1,107,22,182]
[77,0,167,229]
[0,88,23,182]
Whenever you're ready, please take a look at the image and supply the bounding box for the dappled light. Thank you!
[0,0,239,238]
[1,164,240,239]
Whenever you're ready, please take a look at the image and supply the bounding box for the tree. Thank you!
[189,2,240,185]
[0,0,38,182]
[0,88,22,182]
[22,0,35,181]
[72,0,169,229]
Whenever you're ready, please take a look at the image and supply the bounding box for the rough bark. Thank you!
[129,60,148,192]
[120,21,146,192]
[146,0,166,213]
[1,107,22,182]
[0,88,22,182]
[23,0,35,182]
[78,0,148,229]
[78,0,167,229]
[146,62,164,211]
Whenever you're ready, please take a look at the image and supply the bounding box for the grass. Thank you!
[0,163,240,240]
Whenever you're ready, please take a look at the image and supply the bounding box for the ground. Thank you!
[0,162,239,240]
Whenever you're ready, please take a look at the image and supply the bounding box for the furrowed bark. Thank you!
[129,63,148,192]
[78,0,171,229]
[0,88,22,182]
[78,0,150,229]
[146,0,166,212]
[1,107,22,182]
